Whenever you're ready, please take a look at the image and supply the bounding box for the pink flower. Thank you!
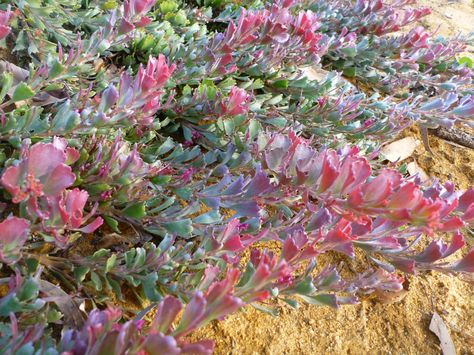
[1,141,77,203]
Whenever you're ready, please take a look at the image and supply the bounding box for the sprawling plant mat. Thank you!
[0,0,472,353]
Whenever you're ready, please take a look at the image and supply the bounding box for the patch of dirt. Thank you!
[193,273,473,354]
[417,0,474,38]
[415,130,474,190]
[193,2,474,354]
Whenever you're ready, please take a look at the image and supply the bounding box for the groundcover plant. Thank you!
[0,0,473,353]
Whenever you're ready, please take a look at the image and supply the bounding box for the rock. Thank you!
[381,137,420,163]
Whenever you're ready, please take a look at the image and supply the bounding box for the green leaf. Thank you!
[435,62,448,72]
[105,254,117,273]
[162,219,193,236]
[265,94,283,105]
[124,249,136,268]
[90,271,103,291]
[13,30,28,53]
[343,67,356,78]
[142,273,162,302]
[439,83,456,91]
[104,216,120,233]
[156,137,175,155]
[12,83,36,102]
[398,163,408,175]
[174,187,192,200]
[17,278,39,302]
[49,60,65,79]
[15,344,35,355]
[194,210,221,224]
[252,303,279,316]
[86,183,111,195]
[218,77,236,89]
[237,263,255,287]
[122,202,147,219]
[182,126,193,141]
[282,298,299,309]
[101,0,118,10]
[46,309,62,322]
[0,295,22,316]
[73,266,90,283]
[341,47,357,57]
[251,79,264,90]
[223,118,235,135]
[248,119,261,140]
[294,277,317,295]
[132,248,146,269]
[0,73,13,101]
[458,56,473,68]
[151,175,172,185]
[92,249,109,260]
[182,84,192,96]
[25,258,39,274]
[299,294,338,308]
[51,101,81,133]
[272,79,288,89]
[106,277,123,300]
[266,117,287,128]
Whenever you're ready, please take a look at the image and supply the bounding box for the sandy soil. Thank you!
[193,273,473,354]
[417,0,474,37]
[192,1,474,354]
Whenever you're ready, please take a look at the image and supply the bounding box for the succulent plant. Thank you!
[0,0,472,353]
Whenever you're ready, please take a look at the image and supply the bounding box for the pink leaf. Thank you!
[42,165,76,196]
[1,165,22,198]
[453,249,474,273]
[144,333,180,355]
[175,292,206,336]
[0,217,30,246]
[136,16,152,28]
[77,217,103,234]
[180,340,215,355]
[222,235,245,252]
[29,143,67,178]
[0,24,11,40]
[388,182,422,210]
[318,151,339,193]
[152,296,183,334]
[118,18,135,35]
